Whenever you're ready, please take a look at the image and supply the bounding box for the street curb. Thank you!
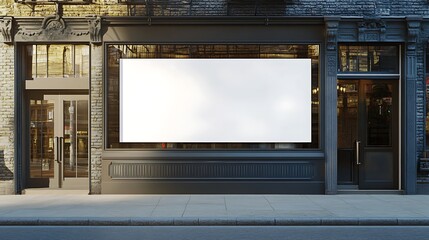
[1,217,429,226]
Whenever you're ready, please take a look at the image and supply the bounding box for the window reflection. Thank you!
[107,44,320,149]
[366,83,393,146]
[30,100,55,178]
[338,45,399,73]
[27,44,89,79]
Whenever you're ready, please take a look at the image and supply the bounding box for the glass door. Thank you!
[29,99,55,185]
[337,80,399,189]
[29,95,89,189]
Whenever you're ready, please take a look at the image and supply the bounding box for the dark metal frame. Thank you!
[15,42,91,193]
[99,17,326,193]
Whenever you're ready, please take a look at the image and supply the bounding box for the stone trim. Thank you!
[404,16,422,194]
[87,16,102,44]
[0,17,13,44]
[14,17,95,42]
[357,17,386,42]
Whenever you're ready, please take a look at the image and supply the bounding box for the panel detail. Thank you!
[357,18,386,42]
[109,162,315,180]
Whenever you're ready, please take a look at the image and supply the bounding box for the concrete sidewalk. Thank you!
[1,194,429,226]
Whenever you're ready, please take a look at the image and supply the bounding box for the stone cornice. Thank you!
[12,16,102,43]
[5,15,429,44]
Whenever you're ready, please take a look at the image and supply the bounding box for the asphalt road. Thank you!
[1,226,429,240]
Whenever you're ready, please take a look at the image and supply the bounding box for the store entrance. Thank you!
[27,94,89,189]
[337,80,399,189]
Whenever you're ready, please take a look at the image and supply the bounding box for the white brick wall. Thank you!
[90,45,103,194]
[0,44,15,195]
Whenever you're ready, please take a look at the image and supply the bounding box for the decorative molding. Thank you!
[15,18,91,42]
[325,18,339,51]
[40,13,67,39]
[357,17,386,42]
[87,15,102,44]
[109,162,316,180]
[407,17,422,51]
[12,4,95,42]
[326,54,337,77]
[0,17,13,44]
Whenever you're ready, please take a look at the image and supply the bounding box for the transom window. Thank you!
[338,45,399,73]
[26,45,89,79]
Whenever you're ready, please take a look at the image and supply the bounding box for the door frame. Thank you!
[337,79,401,190]
[357,80,399,189]
[25,91,89,190]
[44,94,89,189]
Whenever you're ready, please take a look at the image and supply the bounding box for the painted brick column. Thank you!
[405,16,422,194]
[0,42,15,195]
[90,44,103,194]
[324,17,340,194]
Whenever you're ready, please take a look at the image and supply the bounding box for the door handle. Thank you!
[59,137,64,163]
[55,137,64,163]
[356,140,362,165]
[55,137,60,163]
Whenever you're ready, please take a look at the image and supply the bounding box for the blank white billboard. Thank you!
[120,59,311,143]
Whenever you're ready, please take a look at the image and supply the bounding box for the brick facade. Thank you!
[0,44,15,195]
[90,45,103,194]
[1,0,429,17]
[1,0,429,194]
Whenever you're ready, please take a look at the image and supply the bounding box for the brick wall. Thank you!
[416,41,426,183]
[0,44,15,195]
[90,45,103,194]
[1,1,429,17]
[417,42,425,157]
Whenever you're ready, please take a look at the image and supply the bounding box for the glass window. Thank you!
[26,44,89,79]
[29,99,55,178]
[338,45,399,73]
[35,45,47,78]
[74,45,90,78]
[106,44,320,149]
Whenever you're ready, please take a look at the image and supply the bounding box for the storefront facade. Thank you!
[1,1,429,194]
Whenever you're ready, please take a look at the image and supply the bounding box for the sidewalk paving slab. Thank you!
[1,194,429,226]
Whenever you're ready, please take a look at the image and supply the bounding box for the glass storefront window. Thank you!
[26,44,89,79]
[106,44,320,149]
[338,45,399,73]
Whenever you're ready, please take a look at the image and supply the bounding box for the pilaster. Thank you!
[405,16,422,194]
[90,43,103,194]
[324,17,340,194]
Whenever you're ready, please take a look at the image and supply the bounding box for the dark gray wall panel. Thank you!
[109,161,316,180]
[102,159,324,193]
[104,19,324,43]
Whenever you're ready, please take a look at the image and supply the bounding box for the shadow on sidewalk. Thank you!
[0,150,13,181]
